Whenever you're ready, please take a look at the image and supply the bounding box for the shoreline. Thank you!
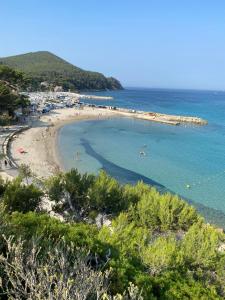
[10,107,118,178]
[9,103,207,179]
[27,91,207,126]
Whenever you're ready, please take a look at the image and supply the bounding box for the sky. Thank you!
[1,0,225,90]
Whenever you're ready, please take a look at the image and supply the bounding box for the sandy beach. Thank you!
[9,102,207,179]
[10,107,117,178]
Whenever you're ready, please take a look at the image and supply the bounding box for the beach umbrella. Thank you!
[17,147,25,154]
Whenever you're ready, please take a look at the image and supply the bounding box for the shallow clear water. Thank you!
[58,88,225,226]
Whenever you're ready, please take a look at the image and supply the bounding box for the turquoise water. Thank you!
[58,88,225,226]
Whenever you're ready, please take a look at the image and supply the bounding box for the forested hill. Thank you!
[0,51,123,91]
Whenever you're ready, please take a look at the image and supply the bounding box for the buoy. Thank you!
[184,169,225,191]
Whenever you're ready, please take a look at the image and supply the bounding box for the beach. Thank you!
[10,107,117,178]
[9,100,207,179]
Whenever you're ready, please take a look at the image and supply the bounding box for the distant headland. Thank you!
[0,51,123,92]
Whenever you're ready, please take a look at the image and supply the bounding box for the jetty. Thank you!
[94,106,208,126]
[129,111,208,126]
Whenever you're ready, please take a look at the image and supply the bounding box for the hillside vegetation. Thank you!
[0,65,29,124]
[0,51,123,91]
[0,168,224,299]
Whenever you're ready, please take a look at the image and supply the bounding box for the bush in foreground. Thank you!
[0,169,224,299]
[2,178,43,213]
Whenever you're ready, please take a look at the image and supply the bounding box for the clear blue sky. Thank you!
[1,0,225,90]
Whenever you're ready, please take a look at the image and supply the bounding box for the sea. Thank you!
[58,88,225,227]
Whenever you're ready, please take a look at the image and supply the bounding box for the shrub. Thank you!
[88,171,124,214]
[0,237,110,300]
[181,223,221,268]
[3,178,43,213]
[129,188,200,231]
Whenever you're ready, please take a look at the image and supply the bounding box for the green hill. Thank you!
[0,51,123,91]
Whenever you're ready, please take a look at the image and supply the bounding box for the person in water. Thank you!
[75,151,81,160]
[140,144,147,156]
[140,151,146,156]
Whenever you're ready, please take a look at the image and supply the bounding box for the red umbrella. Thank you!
[17,147,25,154]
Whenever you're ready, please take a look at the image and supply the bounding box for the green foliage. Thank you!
[88,170,125,214]
[0,169,225,299]
[46,169,128,217]
[122,181,152,206]
[142,236,179,275]
[0,51,123,91]
[0,64,25,85]
[45,169,94,217]
[18,163,33,184]
[129,188,200,231]
[63,169,94,211]
[153,271,222,300]
[0,65,30,117]
[5,212,99,250]
[0,82,15,115]
[45,172,65,202]
[99,213,150,257]
[2,178,43,213]
[181,223,221,268]
[98,213,153,296]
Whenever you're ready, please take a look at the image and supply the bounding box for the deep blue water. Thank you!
[58,88,225,227]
